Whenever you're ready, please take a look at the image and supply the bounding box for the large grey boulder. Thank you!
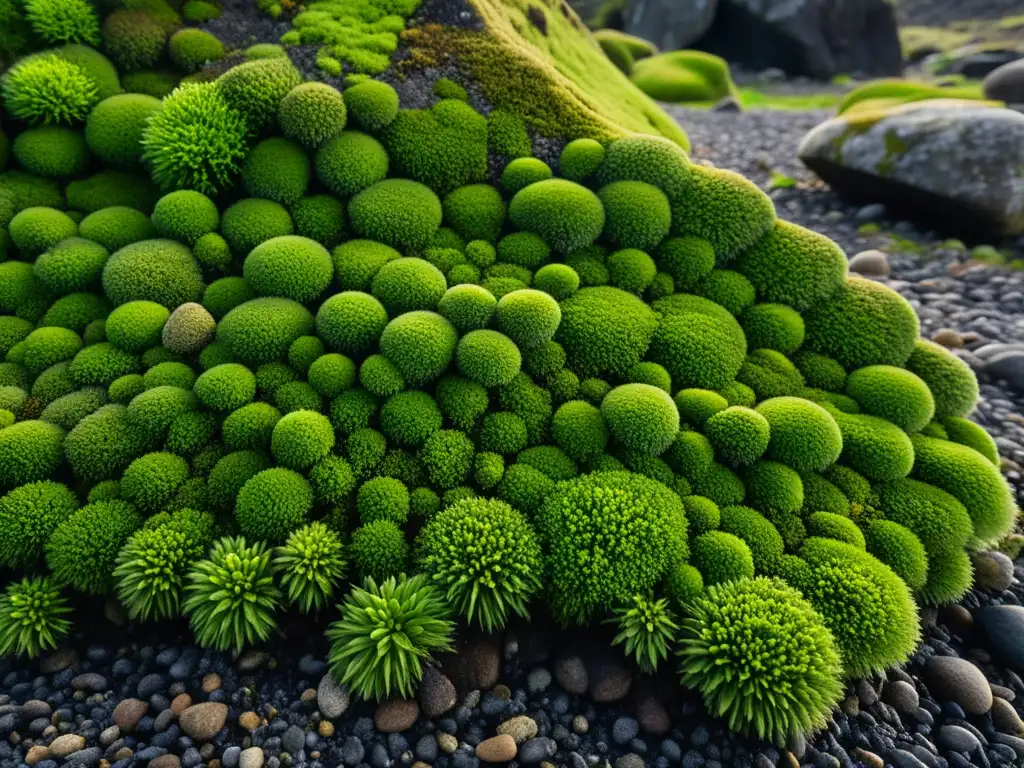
[985,59,1024,105]
[798,100,1024,236]
[624,0,719,52]
[699,0,903,79]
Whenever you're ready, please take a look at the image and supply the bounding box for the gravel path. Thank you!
[896,0,1024,26]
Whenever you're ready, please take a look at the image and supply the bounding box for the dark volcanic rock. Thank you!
[978,605,1024,672]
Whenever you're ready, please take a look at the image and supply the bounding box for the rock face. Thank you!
[985,59,1024,104]
[623,0,719,52]
[698,0,903,79]
[798,101,1024,236]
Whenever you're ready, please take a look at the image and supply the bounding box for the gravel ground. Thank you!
[896,0,1024,26]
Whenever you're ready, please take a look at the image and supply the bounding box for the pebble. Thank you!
[40,649,77,674]
[476,734,517,762]
[150,755,181,768]
[201,674,222,694]
[281,724,305,754]
[854,749,884,768]
[588,659,632,703]
[849,249,891,277]
[239,712,261,731]
[49,734,86,758]
[438,732,458,754]
[318,720,334,738]
[375,698,419,733]
[992,696,1024,735]
[71,674,106,693]
[24,745,49,766]
[497,715,538,744]
[554,656,588,695]
[979,606,1024,672]
[924,656,993,715]
[340,736,365,765]
[883,681,920,715]
[239,746,264,768]
[170,693,192,714]
[973,551,1016,591]
[612,716,640,745]
[527,668,551,694]
[938,725,981,754]
[179,702,229,741]
[419,666,457,718]
[519,736,557,764]
[316,674,349,719]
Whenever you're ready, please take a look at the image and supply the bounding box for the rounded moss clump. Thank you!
[607,249,657,294]
[105,301,170,354]
[13,126,89,179]
[0,481,79,570]
[279,82,347,149]
[217,57,302,130]
[601,383,679,456]
[845,365,935,432]
[9,207,78,256]
[120,452,188,512]
[536,471,686,623]
[221,198,295,257]
[696,270,756,317]
[243,236,332,304]
[744,459,804,517]
[101,10,167,71]
[556,287,659,377]
[806,511,865,548]
[63,405,144,481]
[307,353,356,399]
[350,520,409,583]
[271,410,334,470]
[0,420,64,487]
[533,264,580,301]
[379,311,458,388]
[480,412,528,455]
[905,339,978,420]
[501,158,552,195]
[46,501,142,595]
[833,411,914,482]
[222,402,280,451]
[168,28,224,73]
[804,277,919,369]
[552,400,609,461]
[705,407,770,466]
[691,531,755,586]
[315,131,388,198]
[792,537,920,677]
[754,397,842,472]
[314,292,387,358]
[349,179,442,251]
[217,298,314,364]
[357,477,410,525]
[456,330,521,389]
[102,239,203,309]
[862,519,928,592]
[910,434,1015,545]
[241,138,310,206]
[792,351,847,393]
[653,238,712,294]
[343,80,399,133]
[236,467,313,542]
[718,505,785,575]
[648,311,747,391]
[443,184,506,243]
[192,363,255,412]
[494,289,561,349]
[289,195,344,249]
[2,53,99,126]
[379,390,443,448]
[509,179,605,253]
[560,138,606,182]
[598,181,671,251]
[149,192,220,250]
[437,284,497,333]
[682,495,720,536]
[674,389,729,428]
[942,417,998,465]
[421,429,475,489]
[742,304,805,355]
[78,207,156,252]
[360,354,404,397]
[372,257,447,315]
[677,577,843,745]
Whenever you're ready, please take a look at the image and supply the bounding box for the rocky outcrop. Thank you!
[985,59,1024,105]
[623,0,719,52]
[798,100,1024,236]
[699,0,903,79]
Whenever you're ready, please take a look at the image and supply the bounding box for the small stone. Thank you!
[519,737,557,764]
[49,734,86,758]
[179,702,229,741]
[853,749,884,768]
[71,673,107,692]
[883,680,919,715]
[925,656,993,715]
[932,329,964,348]
[444,635,502,692]
[980,606,1024,672]
[636,693,670,735]
[114,698,149,733]
[614,755,645,768]
[375,698,419,733]
[282,724,305,755]
[554,655,587,695]
[99,725,119,747]
[25,745,49,765]
[317,674,349,719]
[572,715,588,734]
[318,720,334,738]
[300,687,317,705]
[202,674,222,694]
[993,696,1024,735]
[476,734,517,762]
[973,551,1015,591]
[40,648,77,673]
[848,249,890,278]
[612,716,639,745]
[64,746,103,765]
[170,694,192,714]
[856,679,879,707]
[497,715,538,745]
[526,667,551,694]
[239,712,261,731]
[589,659,632,702]
[237,650,268,672]
[419,666,457,718]
[150,756,181,768]
[939,725,982,753]
[104,596,127,626]
[941,604,974,634]
[438,732,458,754]
[239,746,264,768]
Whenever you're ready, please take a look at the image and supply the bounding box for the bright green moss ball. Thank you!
[243,235,333,304]
[22,326,84,376]
[681,494,720,535]
[495,289,561,349]
[379,311,457,387]
[443,184,506,243]
[307,354,356,399]
[271,410,335,470]
[350,520,408,582]
[806,511,865,548]
[421,429,476,489]
[744,459,804,516]
[705,407,770,466]
[942,417,998,465]
[691,531,755,586]
[718,505,785,575]
[217,298,314,364]
[845,365,935,433]
[533,263,580,301]
[221,198,295,259]
[316,291,388,356]
[607,249,657,294]
[0,420,64,487]
[168,27,224,73]
[333,240,400,292]
[905,339,978,420]
[862,519,928,592]
[32,238,107,296]
[552,399,609,461]
[559,138,605,182]
[804,277,919,369]
[106,301,170,354]
[102,239,203,309]
[120,451,188,512]
[501,157,552,194]
[291,194,345,249]
[77,207,156,252]
[46,501,142,595]
[193,363,256,412]
[9,207,77,256]
[674,389,729,427]
[456,330,521,388]
[217,57,302,130]
[343,79,399,133]
[2,53,99,127]
[241,137,310,206]
[601,383,679,456]
[0,481,79,570]
[360,354,405,397]
[235,467,313,542]
[349,179,442,251]
[379,390,443,448]
[279,82,347,149]
[63,404,143,481]
[357,476,410,525]
[85,94,162,170]
[13,126,89,179]
[654,237,714,293]
[315,131,388,199]
[480,412,528,455]
[438,284,497,333]
[741,303,805,355]
[598,181,671,251]
[203,277,253,321]
[833,410,914,482]
[792,352,847,394]
[754,397,843,473]
[509,179,605,253]
[648,311,747,391]
[371,257,447,315]
[222,402,281,451]
[497,232,549,270]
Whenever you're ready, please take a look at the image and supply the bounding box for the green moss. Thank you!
[631,50,736,104]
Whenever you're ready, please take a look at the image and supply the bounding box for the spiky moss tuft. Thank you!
[754,397,843,473]
[791,537,921,678]
[141,83,250,197]
[844,365,935,432]
[2,53,98,126]
[678,576,843,745]
[509,179,605,254]
[905,339,979,420]
[235,467,313,543]
[416,497,542,631]
[273,522,346,614]
[46,501,143,595]
[0,481,78,570]
[537,471,686,624]
[705,407,770,467]
[0,575,73,659]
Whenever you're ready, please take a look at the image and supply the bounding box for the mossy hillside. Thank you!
[0,0,1019,747]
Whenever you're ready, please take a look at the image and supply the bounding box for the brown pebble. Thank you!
[266,705,278,722]
[239,711,262,731]
[375,698,419,733]
[149,755,181,768]
[202,673,222,694]
[931,329,964,348]
[412,763,431,768]
[493,684,511,701]
[114,748,133,761]
[854,749,884,768]
[992,696,1024,735]
[24,745,49,766]
[437,733,458,754]
[476,734,517,763]
[208,762,221,768]
[319,720,335,738]
[300,688,317,705]
[170,694,192,714]
[783,750,800,768]
[99,761,111,768]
